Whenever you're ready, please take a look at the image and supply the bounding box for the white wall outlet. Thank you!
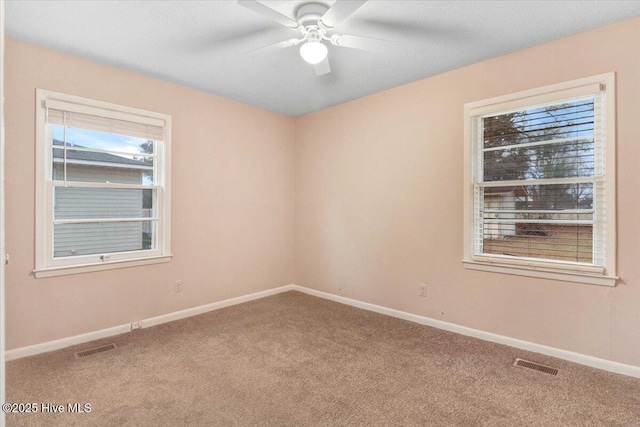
[131,321,142,330]
[174,280,183,293]
[419,284,427,297]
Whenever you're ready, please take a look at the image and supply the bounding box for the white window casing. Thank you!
[35,89,172,278]
[463,73,617,286]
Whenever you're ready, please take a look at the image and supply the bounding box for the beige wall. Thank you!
[5,39,295,349]
[294,17,640,367]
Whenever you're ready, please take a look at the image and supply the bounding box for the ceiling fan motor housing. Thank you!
[295,3,329,27]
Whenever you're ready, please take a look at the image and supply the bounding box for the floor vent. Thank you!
[514,358,559,376]
[75,343,117,358]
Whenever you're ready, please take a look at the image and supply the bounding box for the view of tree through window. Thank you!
[480,98,595,263]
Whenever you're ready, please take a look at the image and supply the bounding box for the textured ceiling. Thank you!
[6,1,640,117]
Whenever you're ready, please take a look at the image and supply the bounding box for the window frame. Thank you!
[34,89,172,278]
[463,73,617,286]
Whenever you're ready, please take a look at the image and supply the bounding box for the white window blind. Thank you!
[473,93,605,271]
[46,99,165,141]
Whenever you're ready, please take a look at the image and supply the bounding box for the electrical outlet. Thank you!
[419,284,427,297]
[174,280,183,293]
[131,321,142,330]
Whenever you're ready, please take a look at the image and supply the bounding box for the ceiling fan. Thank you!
[238,0,386,75]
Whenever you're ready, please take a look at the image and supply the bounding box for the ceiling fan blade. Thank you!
[237,0,300,29]
[320,0,368,29]
[314,57,331,76]
[332,34,388,52]
[246,39,298,56]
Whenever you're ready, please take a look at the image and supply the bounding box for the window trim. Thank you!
[34,89,172,278]
[463,73,617,286]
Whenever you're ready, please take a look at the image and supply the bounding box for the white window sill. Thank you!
[462,260,618,287]
[34,255,172,278]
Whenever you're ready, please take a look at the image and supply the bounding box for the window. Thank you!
[35,89,172,277]
[463,74,616,286]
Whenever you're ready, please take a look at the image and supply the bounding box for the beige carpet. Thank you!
[6,291,640,426]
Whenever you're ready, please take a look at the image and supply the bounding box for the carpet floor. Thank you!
[5,291,640,426]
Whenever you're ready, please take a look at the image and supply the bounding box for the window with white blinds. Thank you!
[35,89,172,277]
[463,74,616,286]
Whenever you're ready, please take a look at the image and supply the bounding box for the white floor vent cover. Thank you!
[75,343,117,358]
[514,358,559,375]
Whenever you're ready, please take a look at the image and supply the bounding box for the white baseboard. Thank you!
[290,285,640,379]
[6,283,639,379]
[139,285,295,328]
[5,323,131,361]
[5,284,295,361]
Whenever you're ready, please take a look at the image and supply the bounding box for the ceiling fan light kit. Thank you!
[238,0,383,75]
[300,41,328,64]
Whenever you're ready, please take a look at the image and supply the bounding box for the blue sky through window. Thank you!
[52,126,153,158]
[52,125,155,185]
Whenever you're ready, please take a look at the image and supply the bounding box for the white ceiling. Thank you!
[6,1,640,117]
